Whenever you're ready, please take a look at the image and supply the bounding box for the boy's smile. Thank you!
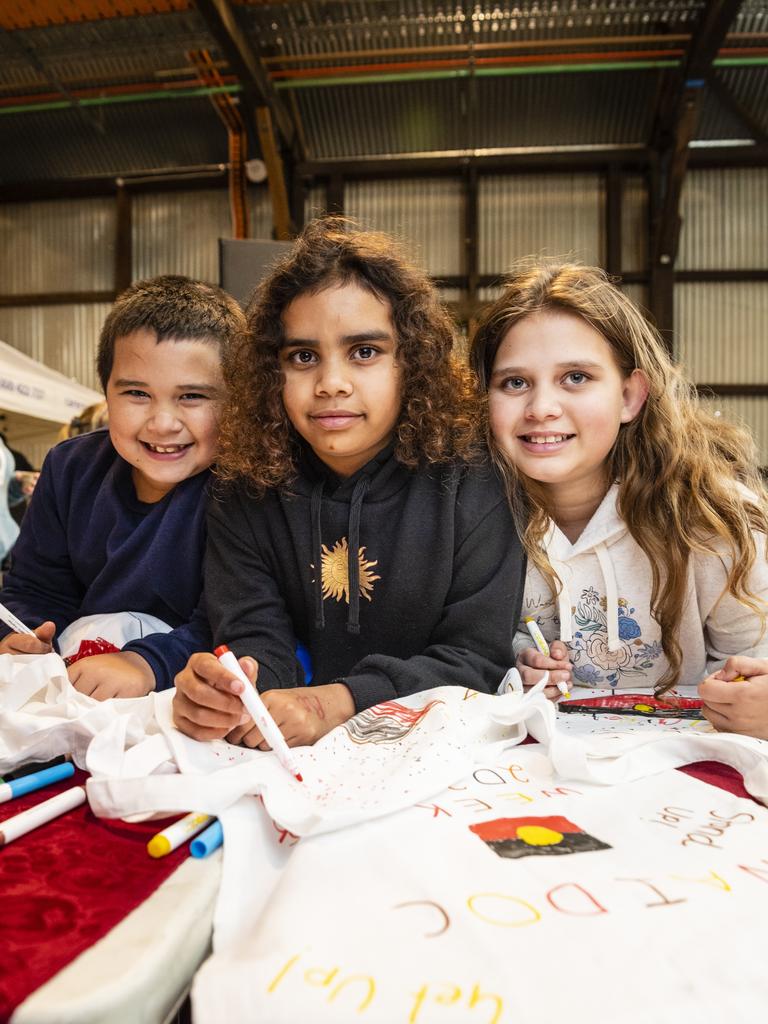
[106,329,224,503]
[280,282,403,477]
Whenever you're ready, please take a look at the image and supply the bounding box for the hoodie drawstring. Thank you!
[310,474,371,635]
[549,546,620,650]
[543,523,574,643]
[346,475,370,635]
[310,479,325,629]
[554,572,573,643]
[595,541,622,651]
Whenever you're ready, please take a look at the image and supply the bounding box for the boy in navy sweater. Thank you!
[0,276,245,698]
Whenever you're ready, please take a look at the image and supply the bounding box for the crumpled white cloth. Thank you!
[5,654,768,995]
[5,655,768,829]
[87,686,541,836]
[0,653,171,781]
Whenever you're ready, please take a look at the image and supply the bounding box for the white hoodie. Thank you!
[515,485,768,690]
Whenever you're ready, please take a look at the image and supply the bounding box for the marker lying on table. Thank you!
[147,812,213,858]
[0,761,75,803]
[190,819,224,859]
[0,786,86,847]
[215,645,304,783]
[524,616,571,699]
[0,601,35,637]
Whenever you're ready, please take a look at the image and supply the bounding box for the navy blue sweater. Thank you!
[206,444,525,711]
[0,430,211,690]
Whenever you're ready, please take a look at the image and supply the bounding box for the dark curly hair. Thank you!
[216,217,479,489]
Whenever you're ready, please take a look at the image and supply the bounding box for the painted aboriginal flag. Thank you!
[558,693,703,719]
[469,816,612,859]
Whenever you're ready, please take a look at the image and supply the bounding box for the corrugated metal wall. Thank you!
[676,168,768,462]
[479,173,604,275]
[345,178,463,276]
[676,282,768,384]
[132,187,274,282]
[678,168,768,269]
[699,396,768,468]
[621,176,648,274]
[0,169,765,464]
[0,198,115,293]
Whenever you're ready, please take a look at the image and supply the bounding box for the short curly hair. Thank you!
[216,217,479,490]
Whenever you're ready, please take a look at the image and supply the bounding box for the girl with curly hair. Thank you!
[470,261,768,738]
[174,218,525,747]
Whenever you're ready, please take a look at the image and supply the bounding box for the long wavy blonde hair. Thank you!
[470,261,768,694]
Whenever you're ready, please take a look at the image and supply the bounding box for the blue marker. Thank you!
[0,761,75,803]
[295,642,313,684]
[190,819,223,859]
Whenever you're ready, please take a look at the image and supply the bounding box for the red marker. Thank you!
[215,646,304,783]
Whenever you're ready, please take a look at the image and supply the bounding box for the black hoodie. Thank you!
[205,444,525,712]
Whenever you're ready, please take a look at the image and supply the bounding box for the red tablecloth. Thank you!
[0,770,189,1022]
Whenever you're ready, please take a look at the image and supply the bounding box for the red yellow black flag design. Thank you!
[469,816,611,859]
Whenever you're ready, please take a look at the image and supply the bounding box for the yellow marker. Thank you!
[524,616,550,657]
[733,675,746,682]
[524,617,570,699]
[147,812,212,859]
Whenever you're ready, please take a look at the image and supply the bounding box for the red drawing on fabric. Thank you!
[470,815,612,859]
[343,700,444,744]
[63,637,121,666]
[558,692,703,719]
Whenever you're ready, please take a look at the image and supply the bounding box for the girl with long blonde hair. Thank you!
[470,261,768,737]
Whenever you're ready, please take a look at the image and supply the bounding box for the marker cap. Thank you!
[147,834,172,858]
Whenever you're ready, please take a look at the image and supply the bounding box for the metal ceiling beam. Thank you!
[2,27,105,136]
[650,1,745,267]
[648,0,746,340]
[297,147,655,180]
[256,106,294,239]
[192,0,299,157]
[1,144,765,205]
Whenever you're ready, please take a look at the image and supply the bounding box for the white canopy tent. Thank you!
[0,339,103,468]
[0,339,102,423]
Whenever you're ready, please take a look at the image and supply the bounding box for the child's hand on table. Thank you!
[699,655,768,740]
[0,620,55,655]
[226,684,356,748]
[516,639,572,700]
[67,650,156,699]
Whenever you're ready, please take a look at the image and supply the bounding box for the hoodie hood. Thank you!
[544,484,628,652]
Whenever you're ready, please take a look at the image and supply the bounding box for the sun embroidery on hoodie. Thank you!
[319,537,381,604]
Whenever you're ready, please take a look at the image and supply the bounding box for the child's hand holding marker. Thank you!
[173,651,258,741]
[517,616,572,701]
[699,655,768,740]
[0,602,55,656]
[173,649,356,751]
